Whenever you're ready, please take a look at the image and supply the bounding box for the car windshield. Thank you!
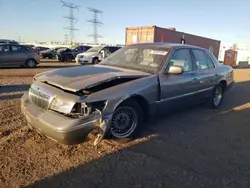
[57,48,67,52]
[86,46,104,52]
[100,46,170,73]
[70,44,79,49]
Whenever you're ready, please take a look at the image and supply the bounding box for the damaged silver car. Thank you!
[21,43,234,145]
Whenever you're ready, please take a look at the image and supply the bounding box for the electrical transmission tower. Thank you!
[61,0,79,45]
[87,7,104,45]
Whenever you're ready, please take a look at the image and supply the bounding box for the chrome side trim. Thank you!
[197,87,213,93]
[158,87,214,102]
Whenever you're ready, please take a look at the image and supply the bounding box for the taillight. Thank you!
[33,48,38,55]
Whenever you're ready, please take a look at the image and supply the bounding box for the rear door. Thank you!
[9,45,28,66]
[159,48,201,108]
[191,49,218,98]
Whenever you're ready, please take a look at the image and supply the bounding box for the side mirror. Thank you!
[168,65,184,74]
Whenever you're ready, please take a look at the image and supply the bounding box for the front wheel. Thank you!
[92,57,99,64]
[110,100,143,140]
[209,84,224,108]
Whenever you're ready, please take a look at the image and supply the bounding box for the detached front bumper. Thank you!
[21,93,110,145]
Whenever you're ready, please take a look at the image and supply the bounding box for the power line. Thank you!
[87,7,104,45]
[60,0,79,45]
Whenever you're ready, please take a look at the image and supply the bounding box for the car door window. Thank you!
[192,49,214,70]
[167,48,193,72]
[102,47,109,53]
[1,45,10,53]
[204,51,215,68]
[109,47,119,53]
[11,45,27,53]
[11,45,21,52]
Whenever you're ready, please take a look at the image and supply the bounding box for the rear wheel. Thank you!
[66,55,73,62]
[209,83,224,108]
[110,100,143,140]
[25,59,36,68]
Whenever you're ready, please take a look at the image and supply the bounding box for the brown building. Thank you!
[125,25,221,58]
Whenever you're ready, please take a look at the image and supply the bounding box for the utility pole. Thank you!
[64,34,69,44]
[87,7,104,45]
[18,36,22,43]
[60,0,79,45]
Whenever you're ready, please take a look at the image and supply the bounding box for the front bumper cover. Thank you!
[21,92,111,145]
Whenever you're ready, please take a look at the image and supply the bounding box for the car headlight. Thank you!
[71,101,107,115]
[50,97,75,114]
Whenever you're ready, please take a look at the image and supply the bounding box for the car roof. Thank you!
[0,43,24,46]
[0,39,18,42]
[129,42,204,50]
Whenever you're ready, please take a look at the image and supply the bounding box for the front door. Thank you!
[158,48,200,110]
[0,45,14,67]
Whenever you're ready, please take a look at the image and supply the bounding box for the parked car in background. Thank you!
[0,39,19,45]
[56,45,92,62]
[23,44,35,48]
[34,46,50,55]
[75,45,121,64]
[0,44,40,68]
[40,47,63,59]
[21,43,234,146]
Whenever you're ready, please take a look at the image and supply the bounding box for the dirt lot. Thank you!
[1,63,250,188]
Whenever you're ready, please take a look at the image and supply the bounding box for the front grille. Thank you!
[29,87,51,110]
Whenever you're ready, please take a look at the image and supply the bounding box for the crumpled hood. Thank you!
[77,51,98,57]
[35,65,150,92]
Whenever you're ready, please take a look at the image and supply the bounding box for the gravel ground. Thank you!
[0,64,250,188]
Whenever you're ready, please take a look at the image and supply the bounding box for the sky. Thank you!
[0,0,250,46]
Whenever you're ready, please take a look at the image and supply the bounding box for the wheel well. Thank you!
[219,80,227,90]
[119,95,149,120]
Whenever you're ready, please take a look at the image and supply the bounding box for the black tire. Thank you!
[48,55,52,59]
[209,83,224,108]
[92,57,99,64]
[66,55,73,62]
[25,59,37,68]
[110,99,143,141]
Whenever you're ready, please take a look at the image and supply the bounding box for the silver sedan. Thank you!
[21,43,234,145]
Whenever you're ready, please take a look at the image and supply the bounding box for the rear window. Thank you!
[206,50,220,66]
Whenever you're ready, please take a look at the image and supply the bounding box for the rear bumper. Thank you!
[21,92,110,145]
